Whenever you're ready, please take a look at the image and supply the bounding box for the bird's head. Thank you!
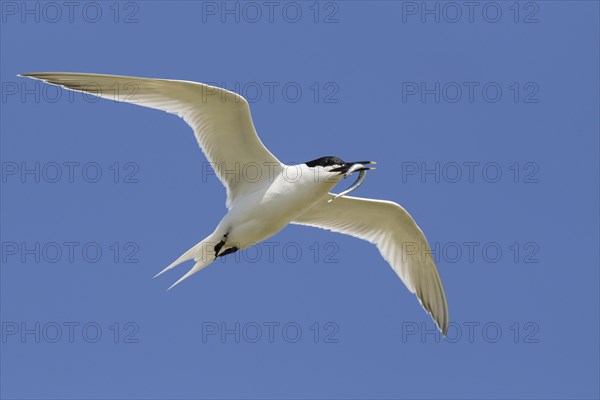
[304,156,376,178]
[304,157,376,200]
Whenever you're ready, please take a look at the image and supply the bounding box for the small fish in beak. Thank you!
[329,161,375,202]
[330,161,375,176]
[342,163,365,178]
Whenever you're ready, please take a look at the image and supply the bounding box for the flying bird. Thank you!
[20,72,449,334]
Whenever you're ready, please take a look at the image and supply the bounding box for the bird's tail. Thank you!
[154,231,220,290]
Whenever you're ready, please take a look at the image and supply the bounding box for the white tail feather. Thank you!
[154,242,202,278]
[154,231,220,288]
[167,259,213,291]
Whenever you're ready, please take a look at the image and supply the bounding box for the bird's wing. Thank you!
[20,72,282,208]
[292,194,449,334]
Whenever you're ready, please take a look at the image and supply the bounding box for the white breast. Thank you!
[218,164,341,247]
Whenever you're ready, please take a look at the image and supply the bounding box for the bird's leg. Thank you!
[213,232,229,259]
[218,246,239,258]
[213,232,239,259]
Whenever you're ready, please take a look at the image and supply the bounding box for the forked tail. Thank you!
[154,231,220,290]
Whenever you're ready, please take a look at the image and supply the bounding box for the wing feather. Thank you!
[293,194,449,334]
[19,72,282,208]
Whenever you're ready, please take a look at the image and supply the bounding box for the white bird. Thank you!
[20,72,450,334]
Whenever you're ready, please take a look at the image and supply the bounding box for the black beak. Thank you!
[330,161,376,175]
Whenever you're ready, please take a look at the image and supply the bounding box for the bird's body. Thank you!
[164,163,345,288]
[213,164,341,255]
[20,72,450,334]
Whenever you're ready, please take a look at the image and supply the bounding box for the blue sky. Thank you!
[1,1,598,399]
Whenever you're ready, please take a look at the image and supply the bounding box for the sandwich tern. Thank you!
[20,73,449,334]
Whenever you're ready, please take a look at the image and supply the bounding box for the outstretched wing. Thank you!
[20,72,282,208]
[293,194,449,334]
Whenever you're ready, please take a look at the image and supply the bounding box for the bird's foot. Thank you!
[218,246,239,258]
